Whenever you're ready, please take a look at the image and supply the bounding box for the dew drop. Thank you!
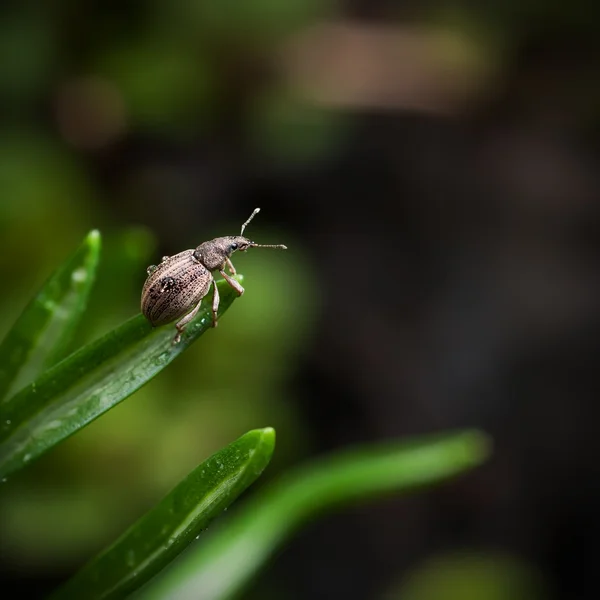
[5,420,11,425]
[155,352,169,366]
[71,267,87,283]
[146,265,157,275]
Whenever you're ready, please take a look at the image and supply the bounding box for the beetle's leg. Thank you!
[211,278,220,327]
[219,269,244,296]
[172,297,205,345]
[226,258,236,275]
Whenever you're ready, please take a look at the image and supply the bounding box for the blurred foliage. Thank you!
[137,430,490,600]
[385,552,547,600]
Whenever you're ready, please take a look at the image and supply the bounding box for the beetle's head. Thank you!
[224,235,253,255]
[193,209,287,270]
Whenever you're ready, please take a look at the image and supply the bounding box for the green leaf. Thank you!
[49,427,275,600]
[0,230,101,402]
[71,227,157,348]
[0,276,242,479]
[138,429,490,600]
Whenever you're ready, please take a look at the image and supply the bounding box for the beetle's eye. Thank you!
[230,243,238,251]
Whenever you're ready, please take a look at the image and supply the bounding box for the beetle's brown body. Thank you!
[141,208,286,344]
[141,250,211,326]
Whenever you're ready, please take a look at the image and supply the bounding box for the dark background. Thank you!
[1,1,599,599]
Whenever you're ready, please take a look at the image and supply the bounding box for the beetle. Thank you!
[141,208,287,344]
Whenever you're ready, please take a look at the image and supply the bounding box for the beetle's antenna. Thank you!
[250,243,288,250]
[242,208,287,249]
[241,208,261,236]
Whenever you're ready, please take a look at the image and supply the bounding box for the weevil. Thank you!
[141,208,287,344]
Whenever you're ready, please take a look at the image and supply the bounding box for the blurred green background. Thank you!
[1,0,599,598]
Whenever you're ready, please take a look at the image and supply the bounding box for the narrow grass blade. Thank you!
[0,276,242,479]
[0,230,101,402]
[50,428,275,600]
[138,429,490,600]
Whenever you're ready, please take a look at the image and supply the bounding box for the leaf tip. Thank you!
[245,427,276,466]
[461,429,492,465]
[85,229,102,252]
[257,426,276,450]
[260,425,275,442]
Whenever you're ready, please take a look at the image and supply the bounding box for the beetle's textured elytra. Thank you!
[141,208,286,344]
